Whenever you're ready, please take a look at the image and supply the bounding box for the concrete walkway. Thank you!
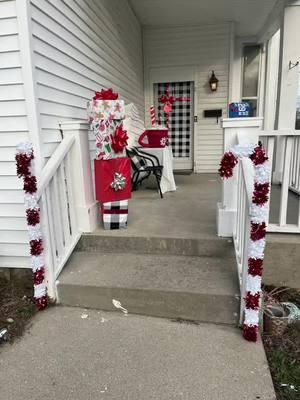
[0,307,276,400]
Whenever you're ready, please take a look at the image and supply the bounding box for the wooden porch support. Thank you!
[217,117,263,237]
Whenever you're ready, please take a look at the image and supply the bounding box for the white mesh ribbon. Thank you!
[250,204,269,224]
[31,256,44,272]
[231,144,256,158]
[24,193,39,210]
[244,309,259,326]
[34,283,46,298]
[17,142,33,156]
[246,275,262,295]
[248,238,266,259]
[254,162,271,184]
[28,224,42,241]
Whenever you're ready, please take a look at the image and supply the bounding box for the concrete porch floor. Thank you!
[93,173,221,240]
[92,173,300,238]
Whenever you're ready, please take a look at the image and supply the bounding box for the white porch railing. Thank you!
[259,130,300,233]
[218,119,300,323]
[38,121,98,299]
[233,159,253,323]
[218,119,300,237]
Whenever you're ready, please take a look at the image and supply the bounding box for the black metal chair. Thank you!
[126,147,163,198]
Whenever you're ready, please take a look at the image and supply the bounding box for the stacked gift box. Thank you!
[87,88,131,230]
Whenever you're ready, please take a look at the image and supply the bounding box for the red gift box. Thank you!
[94,158,131,203]
[138,129,169,148]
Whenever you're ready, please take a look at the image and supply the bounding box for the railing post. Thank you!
[279,136,293,226]
[39,192,57,300]
[60,121,98,232]
[217,117,263,237]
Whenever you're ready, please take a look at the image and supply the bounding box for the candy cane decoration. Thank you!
[150,105,156,126]
[219,143,270,342]
[15,143,48,311]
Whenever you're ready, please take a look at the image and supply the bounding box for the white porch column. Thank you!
[60,121,98,233]
[217,117,263,237]
[274,1,300,182]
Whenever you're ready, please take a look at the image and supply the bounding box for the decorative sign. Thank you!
[229,102,252,118]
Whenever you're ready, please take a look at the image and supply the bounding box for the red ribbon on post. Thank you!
[93,88,119,100]
[159,84,191,128]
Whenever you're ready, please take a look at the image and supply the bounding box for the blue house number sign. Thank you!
[229,102,252,118]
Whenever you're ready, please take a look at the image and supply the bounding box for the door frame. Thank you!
[147,65,198,171]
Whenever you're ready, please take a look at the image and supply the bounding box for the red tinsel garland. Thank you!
[33,267,45,285]
[26,208,40,225]
[16,143,47,311]
[218,152,238,179]
[219,143,270,343]
[23,175,37,194]
[252,182,270,206]
[243,325,258,342]
[250,222,266,241]
[245,292,260,310]
[30,239,43,256]
[249,146,268,166]
[15,153,33,177]
[248,258,263,276]
[35,296,48,311]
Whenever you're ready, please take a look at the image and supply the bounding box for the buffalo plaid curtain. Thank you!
[155,81,193,158]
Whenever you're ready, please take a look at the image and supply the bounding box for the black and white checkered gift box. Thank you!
[156,82,192,158]
[101,200,128,230]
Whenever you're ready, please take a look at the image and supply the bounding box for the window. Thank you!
[241,45,261,116]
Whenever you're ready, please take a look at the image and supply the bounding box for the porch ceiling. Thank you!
[129,0,277,36]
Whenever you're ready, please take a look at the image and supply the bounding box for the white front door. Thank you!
[154,81,194,170]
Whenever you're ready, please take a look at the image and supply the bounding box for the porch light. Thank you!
[209,71,219,92]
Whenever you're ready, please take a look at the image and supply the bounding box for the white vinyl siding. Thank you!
[143,24,231,172]
[0,0,144,269]
[30,0,144,161]
[0,0,31,268]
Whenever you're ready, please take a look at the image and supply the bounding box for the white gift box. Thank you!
[87,99,125,121]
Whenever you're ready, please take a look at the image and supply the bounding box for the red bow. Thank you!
[159,85,190,114]
[111,125,128,153]
[93,88,118,100]
[159,94,176,106]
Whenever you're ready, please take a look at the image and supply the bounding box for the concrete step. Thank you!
[76,234,234,258]
[57,252,240,325]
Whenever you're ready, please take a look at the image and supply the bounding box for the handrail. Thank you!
[36,121,97,300]
[37,135,75,199]
[258,129,298,137]
[240,158,254,208]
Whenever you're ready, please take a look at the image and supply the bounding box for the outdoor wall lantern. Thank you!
[209,71,219,92]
